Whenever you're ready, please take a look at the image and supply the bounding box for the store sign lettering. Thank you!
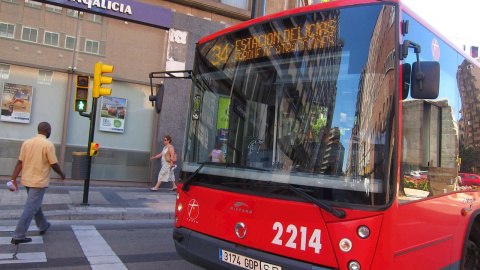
[43,0,172,29]
[68,0,132,15]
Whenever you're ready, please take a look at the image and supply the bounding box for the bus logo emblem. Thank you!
[188,199,200,220]
[234,202,248,207]
[235,222,247,239]
[231,201,253,214]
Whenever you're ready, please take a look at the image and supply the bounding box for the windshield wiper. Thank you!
[181,162,207,192]
[181,162,268,191]
[287,184,346,219]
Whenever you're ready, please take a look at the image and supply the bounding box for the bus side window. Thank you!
[400,12,464,203]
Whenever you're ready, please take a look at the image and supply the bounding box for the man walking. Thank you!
[10,122,65,244]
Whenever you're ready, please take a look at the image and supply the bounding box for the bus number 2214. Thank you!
[271,222,322,253]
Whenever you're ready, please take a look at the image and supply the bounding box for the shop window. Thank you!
[85,39,99,54]
[0,63,10,79]
[67,9,81,18]
[44,31,59,46]
[221,0,248,10]
[0,22,15,38]
[296,0,325,7]
[38,69,53,85]
[24,0,42,9]
[87,13,102,23]
[65,36,76,50]
[2,0,20,3]
[46,4,62,14]
[21,27,37,42]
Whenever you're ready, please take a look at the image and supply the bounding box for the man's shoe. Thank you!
[11,237,32,245]
[39,222,50,235]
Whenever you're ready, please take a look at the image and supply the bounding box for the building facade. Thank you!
[0,0,303,184]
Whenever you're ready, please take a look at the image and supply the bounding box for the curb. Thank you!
[0,179,177,221]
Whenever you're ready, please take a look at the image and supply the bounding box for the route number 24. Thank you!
[271,222,322,253]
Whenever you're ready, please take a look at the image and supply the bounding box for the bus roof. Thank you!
[197,0,480,67]
[198,0,399,45]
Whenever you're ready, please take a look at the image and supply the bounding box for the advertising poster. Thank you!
[1,83,33,123]
[216,96,230,160]
[99,96,127,133]
[216,96,230,135]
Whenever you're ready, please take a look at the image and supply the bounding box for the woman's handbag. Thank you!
[165,147,177,163]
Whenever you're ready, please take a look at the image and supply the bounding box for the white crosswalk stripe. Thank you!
[0,252,47,264]
[0,226,39,232]
[0,226,17,232]
[72,225,128,270]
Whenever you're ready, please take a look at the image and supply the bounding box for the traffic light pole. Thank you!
[79,97,98,205]
[77,62,113,205]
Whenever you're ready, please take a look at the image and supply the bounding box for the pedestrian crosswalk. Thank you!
[0,224,129,268]
[0,226,47,265]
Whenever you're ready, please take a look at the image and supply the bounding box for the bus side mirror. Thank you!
[149,84,164,114]
[411,61,440,99]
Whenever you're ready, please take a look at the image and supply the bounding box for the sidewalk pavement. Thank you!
[0,178,177,221]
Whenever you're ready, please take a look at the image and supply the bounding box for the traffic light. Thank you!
[74,75,89,112]
[90,142,99,156]
[93,62,114,98]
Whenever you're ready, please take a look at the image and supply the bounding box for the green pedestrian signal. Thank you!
[74,75,89,112]
[75,100,87,111]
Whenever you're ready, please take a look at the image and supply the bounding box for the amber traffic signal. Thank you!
[93,62,114,98]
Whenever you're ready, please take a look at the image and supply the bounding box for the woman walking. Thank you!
[150,135,177,191]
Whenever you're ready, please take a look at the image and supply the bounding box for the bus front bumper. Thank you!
[173,227,333,270]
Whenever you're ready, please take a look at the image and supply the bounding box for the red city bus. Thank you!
[168,0,480,269]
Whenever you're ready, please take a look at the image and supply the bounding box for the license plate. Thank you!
[219,249,282,270]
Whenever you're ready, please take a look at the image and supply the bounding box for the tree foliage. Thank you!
[459,146,479,173]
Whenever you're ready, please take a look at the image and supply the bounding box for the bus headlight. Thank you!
[177,203,183,213]
[339,238,352,252]
[357,225,370,239]
[348,260,360,270]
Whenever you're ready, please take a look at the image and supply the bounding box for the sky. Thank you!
[401,0,480,48]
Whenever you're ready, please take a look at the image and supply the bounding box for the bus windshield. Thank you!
[182,4,397,206]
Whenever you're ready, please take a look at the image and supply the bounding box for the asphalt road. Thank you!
[0,220,203,270]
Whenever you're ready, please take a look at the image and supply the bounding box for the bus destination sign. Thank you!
[208,18,338,67]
